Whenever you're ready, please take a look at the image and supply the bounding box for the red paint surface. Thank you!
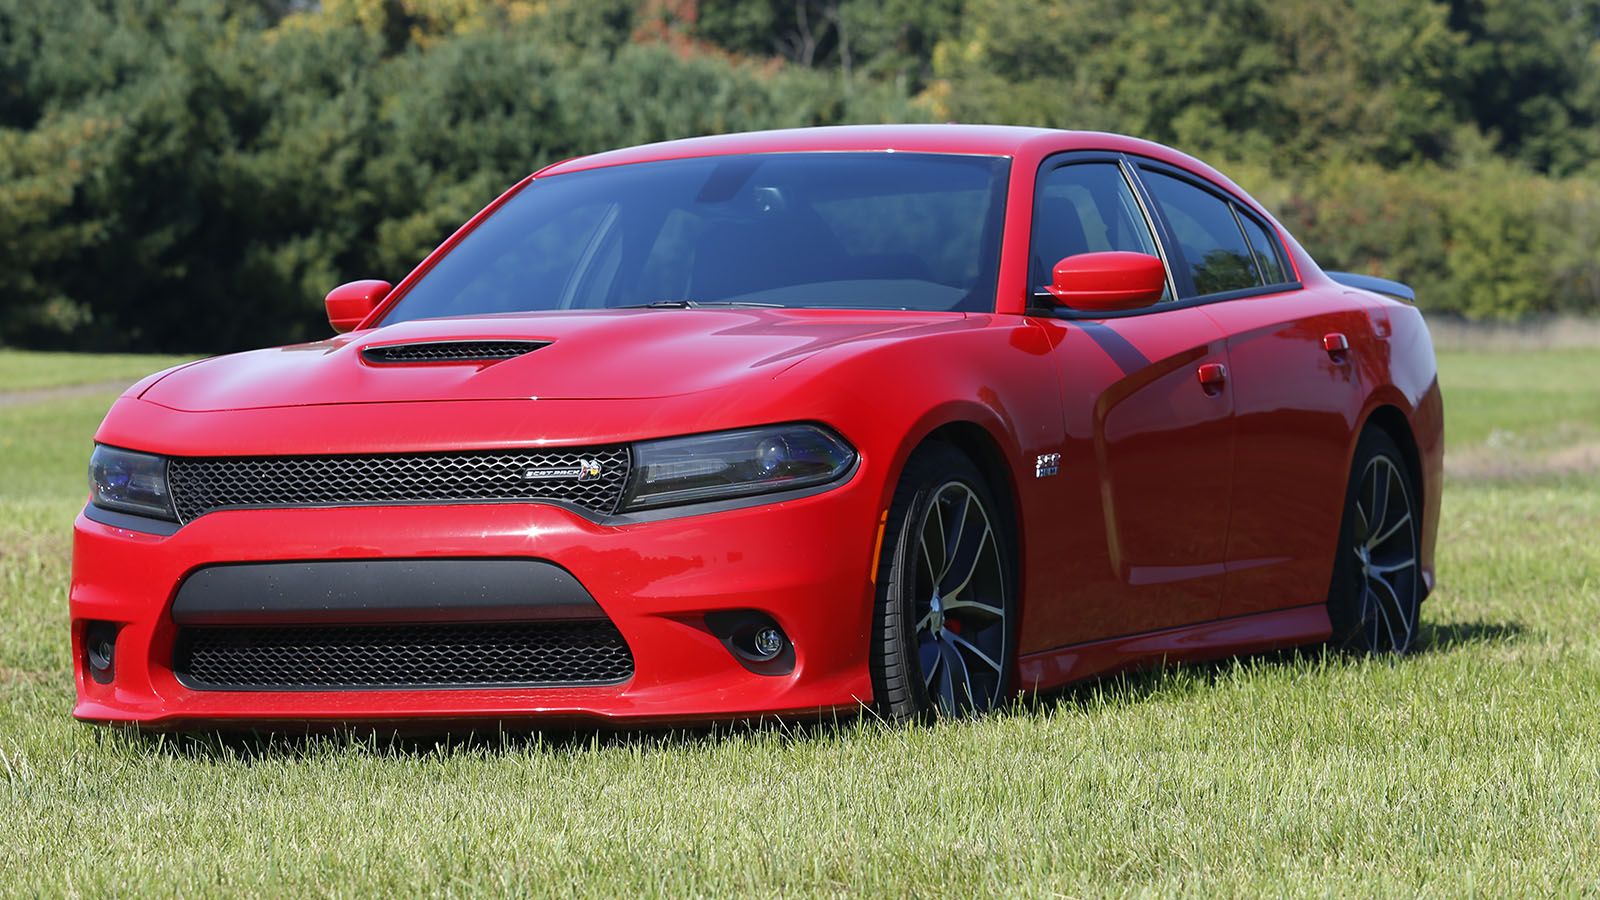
[1045,251,1167,310]
[74,126,1443,726]
[323,280,391,334]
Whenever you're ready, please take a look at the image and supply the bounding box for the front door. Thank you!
[1025,159,1236,649]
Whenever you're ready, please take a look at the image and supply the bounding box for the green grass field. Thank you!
[1,347,1597,896]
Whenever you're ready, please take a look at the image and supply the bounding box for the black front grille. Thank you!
[166,446,631,523]
[173,621,634,690]
[361,340,548,363]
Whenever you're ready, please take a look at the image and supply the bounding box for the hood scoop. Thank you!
[360,340,550,365]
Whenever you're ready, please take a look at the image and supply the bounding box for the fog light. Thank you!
[84,622,118,685]
[752,627,786,660]
[703,611,794,675]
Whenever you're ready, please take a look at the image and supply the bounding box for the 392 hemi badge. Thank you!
[1035,453,1061,478]
[524,458,605,482]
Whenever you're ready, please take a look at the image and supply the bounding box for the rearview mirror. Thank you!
[1045,252,1165,312]
[325,280,392,333]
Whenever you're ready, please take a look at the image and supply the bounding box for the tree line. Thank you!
[3,0,1599,352]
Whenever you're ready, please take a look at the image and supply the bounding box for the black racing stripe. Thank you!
[1075,321,1152,376]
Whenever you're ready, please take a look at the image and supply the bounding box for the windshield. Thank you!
[380,152,1010,323]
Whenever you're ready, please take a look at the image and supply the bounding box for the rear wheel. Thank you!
[1327,428,1422,654]
[872,443,1015,720]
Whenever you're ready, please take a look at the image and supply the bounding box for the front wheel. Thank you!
[1327,428,1423,654]
[872,443,1015,720]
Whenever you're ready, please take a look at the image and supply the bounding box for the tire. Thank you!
[1327,427,1423,654]
[872,442,1016,720]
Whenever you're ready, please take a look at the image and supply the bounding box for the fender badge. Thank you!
[1034,453,1061,479]
[524,459,604,482]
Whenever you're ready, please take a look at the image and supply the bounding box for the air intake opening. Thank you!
[361,340,548,364]
[173,620,634,690]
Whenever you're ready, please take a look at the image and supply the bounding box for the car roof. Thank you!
[536,124,1200,178]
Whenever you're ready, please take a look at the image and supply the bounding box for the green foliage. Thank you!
[925,0,1467,167]
[1,0,1599,351]
[693,0,959,85]
[0,0,910,352]
[1248,157,1600,319]
[1447,0,1600,175]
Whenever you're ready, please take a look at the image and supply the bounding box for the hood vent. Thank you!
[361,340,549,364]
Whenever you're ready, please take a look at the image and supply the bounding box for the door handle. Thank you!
[1196,362,1227,395]
[1323,332,1350,358]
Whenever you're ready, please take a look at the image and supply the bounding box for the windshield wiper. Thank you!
[617,299,784,309]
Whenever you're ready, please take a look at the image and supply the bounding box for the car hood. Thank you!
[140,309,969,412]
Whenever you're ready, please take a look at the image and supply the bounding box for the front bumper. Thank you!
[70,476,881,729]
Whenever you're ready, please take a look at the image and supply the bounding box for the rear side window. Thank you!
[1141,170,1261,296]
[1237,213,1290,285]
[1030,162,1164,292]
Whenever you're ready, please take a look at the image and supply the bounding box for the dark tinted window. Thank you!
[1237,213,1290,285]
[1030,162,1164,294]
[1142,169,1261,295]
[381,153,1010,323]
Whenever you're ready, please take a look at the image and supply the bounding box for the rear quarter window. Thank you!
[1237,213,1290,285]
[1141,169,1262,296]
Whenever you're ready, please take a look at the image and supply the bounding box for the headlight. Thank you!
[89,445,176,521]
[622,425,855,511]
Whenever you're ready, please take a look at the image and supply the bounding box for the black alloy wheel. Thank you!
[873,443,1016,720]
[1328,428,1423,654]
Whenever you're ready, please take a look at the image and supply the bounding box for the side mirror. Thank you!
[1045,252,1165,312]
[325,280,392,333]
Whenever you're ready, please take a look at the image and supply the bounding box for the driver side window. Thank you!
[1030,162,1167,301]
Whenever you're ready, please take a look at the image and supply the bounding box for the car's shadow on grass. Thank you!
[114,618,1526,761]
[1014,617,1527,717]
[1417,619,1525,652]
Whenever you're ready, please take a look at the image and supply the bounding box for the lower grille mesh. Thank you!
[173,621,634,690]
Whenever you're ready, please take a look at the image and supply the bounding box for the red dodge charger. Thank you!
[72,125,1443,728]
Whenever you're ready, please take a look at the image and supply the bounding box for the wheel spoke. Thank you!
[943,640,974,709]
[1367,512,1411,550]
[919,530,938,587]
[1363,586,1380,647]
[936,642,960,711]
[945,629,1003,674]
[920,641,942,689]
[940,522,993,602]
[1368,585,1399,651]
[1368,570,1413,636]
[942,597,1005,621]
[1367,558,1415,575]
[938,492,974,582]
[1370,465,1391,532]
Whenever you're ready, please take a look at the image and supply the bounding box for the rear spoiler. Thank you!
[1327,271,1415,303]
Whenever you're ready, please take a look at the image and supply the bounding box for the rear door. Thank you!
[1134,162,1372,618]
[1026,157,1236,648]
